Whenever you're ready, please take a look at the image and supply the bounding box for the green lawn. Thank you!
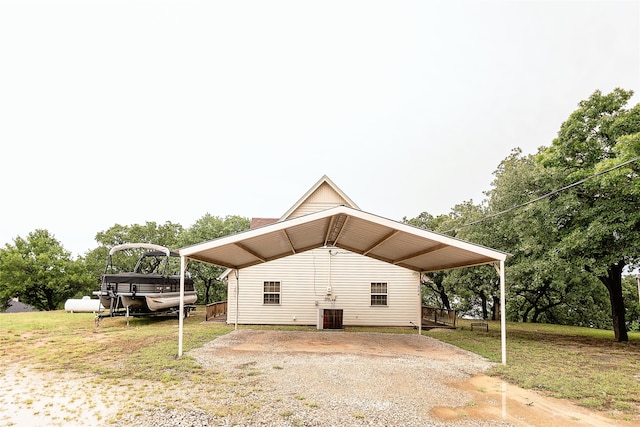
[0,308,233,382]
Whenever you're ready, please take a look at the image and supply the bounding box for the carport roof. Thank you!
[178,205,508,272]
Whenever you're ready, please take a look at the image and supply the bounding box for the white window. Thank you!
[263,281,281,305]
[371,282,387,306]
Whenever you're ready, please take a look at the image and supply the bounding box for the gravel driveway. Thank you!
[142,329,509,427]
[4,328,626,426]
[116,329,630,426]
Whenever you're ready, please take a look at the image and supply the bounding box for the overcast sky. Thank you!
[1,0,638,257]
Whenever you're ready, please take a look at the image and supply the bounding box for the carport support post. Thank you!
[178,255,186,357]
[493,260,507,365]
[418,275,422,335]
[499,259,506,365]
[234,269,239,330]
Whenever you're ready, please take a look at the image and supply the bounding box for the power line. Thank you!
[445,155,640,233]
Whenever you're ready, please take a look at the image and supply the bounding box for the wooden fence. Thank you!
[422,306,457,327]
[205,301,227,321]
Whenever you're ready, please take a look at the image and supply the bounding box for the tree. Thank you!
[485,139,636,330]
[404,212,454,310]
[443,201,504,320]
[505,252,603,324]
[485,150,582,323]
[81,216,250,304]
[536,88,640,341]
[81,245,110,289]
[0,230,92,310]
[419,272,451,310]
[179,214,250,304]
[622,274,640,331]
[94,221,184,248]
[404,202,503,317]
[87,221,186,281]
[444,265,500,320]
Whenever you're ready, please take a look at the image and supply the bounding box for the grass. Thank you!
[2,310,640,419]
[1,308,233,382]
[427,318,640,414]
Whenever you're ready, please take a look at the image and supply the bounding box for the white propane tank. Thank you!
[64,296,104,313]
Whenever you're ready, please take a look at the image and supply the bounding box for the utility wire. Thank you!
[444,155,640,233]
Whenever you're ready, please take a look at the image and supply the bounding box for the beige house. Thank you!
[219,175,421,329]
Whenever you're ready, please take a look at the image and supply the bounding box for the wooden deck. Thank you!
[206,313,227,323]
[205,301,228,321]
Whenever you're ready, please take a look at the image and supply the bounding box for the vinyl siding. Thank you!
[227,248,420,327]
[287,182,352,219]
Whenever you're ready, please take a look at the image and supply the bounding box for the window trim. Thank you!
[263,280,281,305]
[370,282,388,306]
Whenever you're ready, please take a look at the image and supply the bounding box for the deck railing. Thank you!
[205,300,227,321]
[422,306,457,327]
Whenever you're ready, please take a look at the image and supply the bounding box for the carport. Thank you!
[176,205,510,364]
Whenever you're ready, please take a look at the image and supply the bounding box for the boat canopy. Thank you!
[109,243,171,257]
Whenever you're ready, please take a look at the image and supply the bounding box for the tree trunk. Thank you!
[438,283,452,311]
[45,289,56,311]
[598,261,628,342]
[422,275,451,310]
[491,295,500,321]
[479,292,488,320]
[204,278,212,305]
[522,304,532,323]
[531,310,540,323]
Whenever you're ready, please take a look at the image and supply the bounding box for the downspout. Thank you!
[328,249,332,291]
[178,255,186,357]
[234,269,239,330]
[328,249,333,308]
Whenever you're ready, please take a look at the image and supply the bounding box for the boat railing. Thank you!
[205,301,227,321]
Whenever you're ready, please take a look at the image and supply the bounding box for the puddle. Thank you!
[432,375,638,426]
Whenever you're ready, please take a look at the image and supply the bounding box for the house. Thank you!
[181,176,508,333]
[219,175,421,328]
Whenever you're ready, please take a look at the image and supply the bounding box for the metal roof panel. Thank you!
[179,206,508,272]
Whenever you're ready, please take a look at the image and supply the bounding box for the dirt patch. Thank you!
[210,328,453,358]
